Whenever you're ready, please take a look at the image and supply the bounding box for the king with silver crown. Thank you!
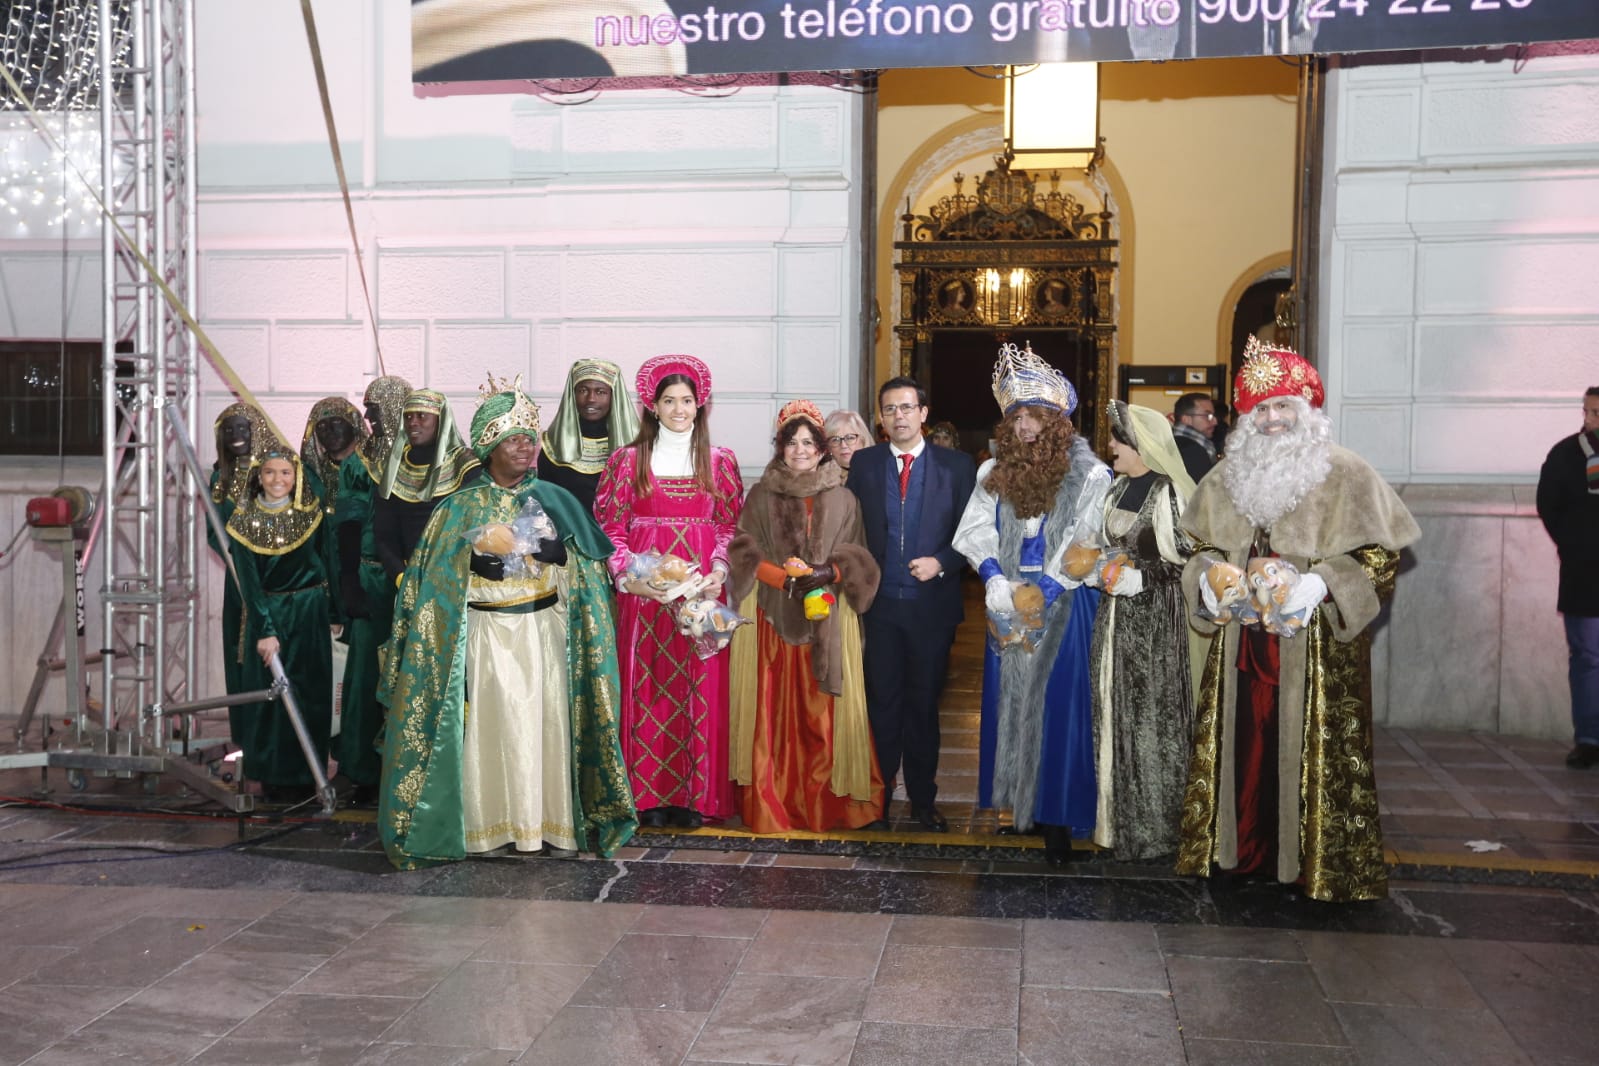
[991,341,1079,417]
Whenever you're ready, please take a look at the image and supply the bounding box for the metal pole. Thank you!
[269,653,336,814]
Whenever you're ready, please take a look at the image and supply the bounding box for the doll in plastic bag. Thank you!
[1195,556,1258,626]
[621,549,708,602]
[986,581,1046,653]
[675,597,752,659]
[1246,557,1326,638]
[463,495,559,578]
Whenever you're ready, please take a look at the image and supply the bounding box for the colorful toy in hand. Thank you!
[1197,556,1258,626]
[1246,557,1314,637]
[674,597,751,659]
[1063,540,1130,591]
[463,496,559,577]
[782,557,834,619]
[622,550,706,601]
[987,581,1046,652]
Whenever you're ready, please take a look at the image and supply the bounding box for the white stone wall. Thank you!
[1318,50,1599,483]
[0,0,863,714]
[1319,51,1599,740]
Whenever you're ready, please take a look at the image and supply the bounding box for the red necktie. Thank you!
[898,452,914,500]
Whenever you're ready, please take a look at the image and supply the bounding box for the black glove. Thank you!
[469,552,506,581]
[531,537,567,566]
[790,562,837,596]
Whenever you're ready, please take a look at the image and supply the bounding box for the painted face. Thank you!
[782,425,822,474]
[363,400,384,432]
[575,380,613,423]
[488,432,537,484]
[826,425,863,470]
[1181,400,1218,439]
[653,382,698,434]
[1252,397,1299,436]
[314,416,356,457]
[404,410,439,447]
[258,457,295,503]
[1583,395,1599,434]
[879,386,927,449]
[1014,407,1044,444]
[219,415,252,458]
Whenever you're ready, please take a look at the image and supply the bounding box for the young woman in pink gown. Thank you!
[595,355,743,828]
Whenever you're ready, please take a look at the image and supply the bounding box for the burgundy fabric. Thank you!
[1233,623,1281,876]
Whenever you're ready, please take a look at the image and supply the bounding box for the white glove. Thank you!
[1198,571,1220,616]
[1280,571,1328,616]
[1110,566,1144,597]
[985,575,1016,615]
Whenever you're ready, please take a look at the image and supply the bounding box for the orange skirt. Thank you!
[739,617,884,833]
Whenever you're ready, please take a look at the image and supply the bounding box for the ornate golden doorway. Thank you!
[893,156,1117,446]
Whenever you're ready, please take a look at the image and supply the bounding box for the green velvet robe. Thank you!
[332,452,392,787]
[377,474,637,869]
[227,514,335,788]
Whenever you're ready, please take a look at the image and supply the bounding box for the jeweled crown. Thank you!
[991,342,1077,416]
[474,373,541,448]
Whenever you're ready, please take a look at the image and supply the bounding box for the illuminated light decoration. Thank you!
[1004,62,1102,173]
[1,3,131,233]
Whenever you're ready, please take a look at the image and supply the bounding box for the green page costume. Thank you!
[377,475,637,869]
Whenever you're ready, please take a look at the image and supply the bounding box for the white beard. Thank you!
[1222,402,1334,529]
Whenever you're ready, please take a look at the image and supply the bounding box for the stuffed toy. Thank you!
[1063,542,1101,581]
[1198,557,1258,626]
[674,597,750,659]
[783,557,833,619]
[1247,557,1315,637]
[987,581,1047,653]
[622,550,705,601]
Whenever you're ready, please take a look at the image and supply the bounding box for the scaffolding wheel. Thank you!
[66,770,88,792]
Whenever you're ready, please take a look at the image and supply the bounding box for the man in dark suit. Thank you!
[847,376,977,831]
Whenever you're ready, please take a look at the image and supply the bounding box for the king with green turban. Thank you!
[377,373,636,868]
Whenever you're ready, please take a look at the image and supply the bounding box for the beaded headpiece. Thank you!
[472,373,542,460]
[775,398,824,431]
[1233,335,1324,414]
[991,341,1077,416]
[636,354,712,408]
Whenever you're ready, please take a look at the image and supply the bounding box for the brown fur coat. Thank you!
[730,459,879,697]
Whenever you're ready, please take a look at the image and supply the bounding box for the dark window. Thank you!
[0,341,105,456]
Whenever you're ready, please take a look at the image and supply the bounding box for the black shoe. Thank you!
[349,783,380,808]
[861,818,890,831]
[911,804,948,832]
[668,806,704,829]
[996,824,1041,837]
[1042,825,1078,866]
[638,807,669,829]
[1567,744,1599,769]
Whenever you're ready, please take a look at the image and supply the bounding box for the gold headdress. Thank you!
[472,373,542,460]
[776,398,824,431]
[990,341,1078,416]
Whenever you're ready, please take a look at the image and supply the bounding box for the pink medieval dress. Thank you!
[595,444,743,819]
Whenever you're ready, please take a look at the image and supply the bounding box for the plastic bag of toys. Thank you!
[986,581,1046,653]
[1246,557,1317,637]
[674,597,751,659]
[1062,540,1132,591]
[463,496,559,578]
[1195,556,1260,626]
[620,549,708,602]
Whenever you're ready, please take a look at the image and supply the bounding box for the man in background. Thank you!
[1171,391,1219,484]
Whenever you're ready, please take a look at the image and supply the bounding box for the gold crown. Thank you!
[991,342,1077,416]
[474,373,541,450]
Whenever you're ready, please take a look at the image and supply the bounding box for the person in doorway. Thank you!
[329,375,411,805]
[595,355,743,830]
[954,344,1109,862]
[377,376,635,867]
[537,359,641,515]
[372,389,481,586]
[1171,391,1219,484]
[1176,337,1419,902]
[1536,387,1599,769]
[728,400,884,832]
[927,421,960,451]
[847,375,976,832]
[226,449,336,805]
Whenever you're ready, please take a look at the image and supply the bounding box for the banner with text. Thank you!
[411,0,1599,83]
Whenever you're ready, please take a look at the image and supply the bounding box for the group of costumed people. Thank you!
[205,333,1416,902]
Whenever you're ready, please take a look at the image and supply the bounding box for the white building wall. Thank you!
[1,0,863,713]
[1318,50,1599,740]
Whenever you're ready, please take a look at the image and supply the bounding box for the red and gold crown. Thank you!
[1233,335,1324,414]
[775,398,824,431]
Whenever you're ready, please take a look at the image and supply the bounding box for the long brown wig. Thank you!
[984,405,1075,519]
[629,372,721,499]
